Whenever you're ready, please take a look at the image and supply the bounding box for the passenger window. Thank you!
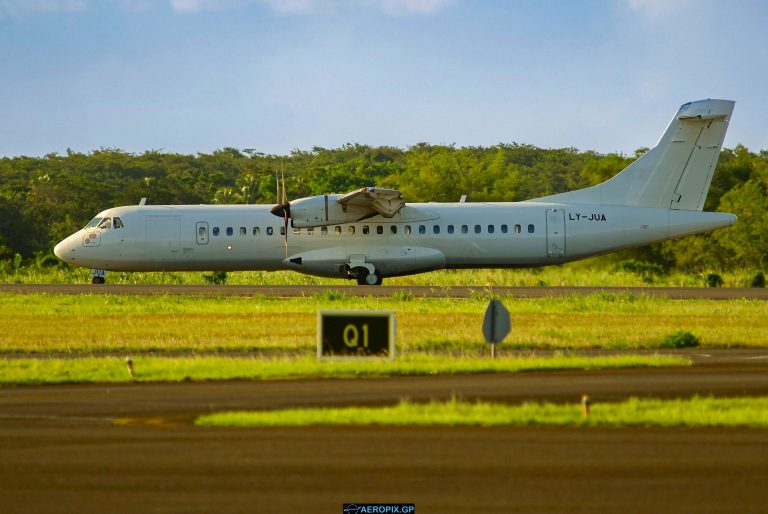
[433,225,440,235]
[514,224,521,234]
[418,225,426,235]
[198,226,205,238]
[113,217,124,229]
[240,227,246,236]
[474,225,481,234]
[335,226,342,235]
[98,218,112,230]
[405,225,411,235]
[488,225,494,234]
[280,226,286,236]
[528,224,535,234]
[348,226,356,235]
[253,227,260,236]
[213,227,220,236]
[376,225,383,235]
[363,225,370,235]
[390,225,397,235]
[447,225,454,234]
[501,224,508,234]
[266,227,273,236]
[461,225,468,234]
[226,227,233,236]
[321,226,328,235]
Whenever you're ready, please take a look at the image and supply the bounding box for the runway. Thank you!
[2,356,768,513]
[2,283,768,299]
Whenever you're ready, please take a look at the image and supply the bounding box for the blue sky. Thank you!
[1,0,766,157]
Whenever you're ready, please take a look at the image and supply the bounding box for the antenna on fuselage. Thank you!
[139,197,147,206]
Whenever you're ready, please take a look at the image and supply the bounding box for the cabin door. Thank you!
[146,216,181,261]
[546,209,566,257]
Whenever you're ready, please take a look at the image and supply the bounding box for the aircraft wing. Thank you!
[337,187,405,218]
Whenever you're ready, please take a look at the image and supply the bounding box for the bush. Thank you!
[661,330,700,348]
[705,273,724,288]
[614,259,666,276]
[750,271,766,288]
[202,271,228,285]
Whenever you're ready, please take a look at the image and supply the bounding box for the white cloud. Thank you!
[0,0,86,19]
[260,0,325,14]
[375,0,452,15]
[167,0,451,15]
[169,0,238,13]
[0,0,451,19]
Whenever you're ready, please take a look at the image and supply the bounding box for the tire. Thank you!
[364,271,383,286]
[91,276,105,285]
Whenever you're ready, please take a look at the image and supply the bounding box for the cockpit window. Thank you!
[85,217,102,229]
[113,217,124,229]
[98,218,112,229]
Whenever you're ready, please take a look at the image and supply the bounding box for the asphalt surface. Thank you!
[2,283,768,299]
[2,355,768,513]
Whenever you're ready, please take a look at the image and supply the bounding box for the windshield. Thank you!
[84,217,102,229]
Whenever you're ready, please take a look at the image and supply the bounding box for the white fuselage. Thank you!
[53,202,736,279]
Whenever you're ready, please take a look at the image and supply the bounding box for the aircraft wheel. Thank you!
[364,271,383,286]
[91,276,105,285]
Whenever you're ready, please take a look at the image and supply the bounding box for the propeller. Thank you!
[269,163,291,258]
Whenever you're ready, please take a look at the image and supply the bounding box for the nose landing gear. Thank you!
[90,269,107,284]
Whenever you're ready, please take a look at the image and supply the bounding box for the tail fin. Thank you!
[531,99,735,210]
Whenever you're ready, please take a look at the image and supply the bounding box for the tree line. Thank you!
[1,143,766,271]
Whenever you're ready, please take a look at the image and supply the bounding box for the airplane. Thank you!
[54,99,737,285]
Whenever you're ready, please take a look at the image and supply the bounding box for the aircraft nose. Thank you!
[54,237,74,261]
[53,241,65,260]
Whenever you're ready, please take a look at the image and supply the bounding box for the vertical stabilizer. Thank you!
[531,99,735,210]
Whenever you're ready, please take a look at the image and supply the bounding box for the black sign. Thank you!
[318,311,395,359]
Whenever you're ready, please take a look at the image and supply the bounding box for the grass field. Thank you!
[195,395,768,428]
[1,257,765,288]
[0,354,687,386]
[0,292,765,354]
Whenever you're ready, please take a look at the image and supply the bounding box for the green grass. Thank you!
[2,258,766,288]
[195,395,768,428]
[0,292,765,353]
[0,354,687,386]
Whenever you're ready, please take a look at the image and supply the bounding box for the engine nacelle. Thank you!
[288,194,376,228]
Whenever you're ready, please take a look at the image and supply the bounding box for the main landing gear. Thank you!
[348,265,383,286]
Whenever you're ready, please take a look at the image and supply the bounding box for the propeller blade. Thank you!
[279,162,289,258]
[283,213,289,259]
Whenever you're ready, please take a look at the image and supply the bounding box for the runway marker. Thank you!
[581,394,591,418]
[125,357,135,380]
